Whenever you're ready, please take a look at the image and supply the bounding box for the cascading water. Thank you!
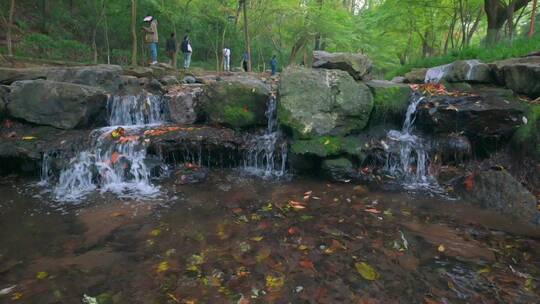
[385,93,437,189]
[50,92,168,202]
[243,95,288,178]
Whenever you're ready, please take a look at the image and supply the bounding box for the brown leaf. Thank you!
[299,259,316,272]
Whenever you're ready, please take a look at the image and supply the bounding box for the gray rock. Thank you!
[148,79,163,92]
[365,80,412,127]
[416,94,526,140]
[278,67,374,139]
[46,64,123,92]
[183,76,197,84]
[404,68,427,84]
[7,80,107,129]
[123,66,154,78]
[165,85,204,124]
[321,158,356,182]
[312,51,372,80]
[198,76,270,129]
[490,56,540,98]
[0,85,9,120]
[160,75,180,86]
[425,60,493,83]
[391,76,405,83]
[457,170,540,226]
[0,67,49,84]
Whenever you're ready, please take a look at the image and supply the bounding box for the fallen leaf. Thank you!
[11,292,23,300]
[437,244,445,253]
[167,293,180,303]
[289,200,306,210]
[464,174,474,191]
[250,236,264,242]
[111,152,120,165]
[355,262,379,281]
[157,261,169,273]
[36,271,48,280]
[266,274,285,289]
[22,136,36,140]
[365,208,381,214]
[288,227,300,235]
[299,259,316,272]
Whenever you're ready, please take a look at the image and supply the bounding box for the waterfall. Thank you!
[51,93,167,202]
[425,64,451,83]
[243,95,288,178]
[385,93,437,189]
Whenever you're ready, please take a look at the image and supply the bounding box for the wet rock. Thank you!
[46,65,123,92]
[198,76,269,129]
[183,75,197,84]
[489,56,540,98]
[290,136,366,159]
[366,80,412,126]
[175,163,209,185]
[165,85,204,124]
[443,81,473,92]
[321,158,356,182]
[160,75,180,86]
[426,60,492,83]
[7,80,107,129]
[312,51,372,80]
[403,222,496,262]
[430,133,472,163]
[148,79,163,92]
[404,68,427,84]
[416,94,525,140]
[456,170,540,226]
[391,76,405,83]
[278,67,373,139]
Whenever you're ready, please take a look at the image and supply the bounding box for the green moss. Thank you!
[367,83,411,127]
[341,137,367,160]
[291,136,344,157]
[512,104,540,160]
[222,105,256,129]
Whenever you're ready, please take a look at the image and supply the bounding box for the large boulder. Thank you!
[404,68,427,84]
[198,76,270,129]
[278,67,374,139]
[7,80,107,129]
[165,84,204,124]
[0,67,49,84]
[46,65,123,92]
[365,80,412,126]
[416,94,526,140]
[312,51,372,80]
[489,56,540,98]
[425,60,492,83]
[456,170,540,226]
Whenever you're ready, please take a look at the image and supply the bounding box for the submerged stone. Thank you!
[279,67,373,139]
[321,158,356,182]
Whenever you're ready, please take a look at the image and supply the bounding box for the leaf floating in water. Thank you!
[266,274,285,289]
[364,208,381,214]
[250,236,264,242]
[149,228,162,237]
[36,271,48,280]
[299,259,316,272]
[437,244,446,253]
[82,295,98,304]
[22,136,37,140]
[354,262,379,281]
[289,200,306,210]
[156,261,170,273]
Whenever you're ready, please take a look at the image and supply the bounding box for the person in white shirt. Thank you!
[222,47,231,72]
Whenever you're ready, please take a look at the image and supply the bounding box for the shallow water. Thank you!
[0,173,539,304]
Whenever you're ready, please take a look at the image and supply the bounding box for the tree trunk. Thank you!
[530,0,538,37]
[242,0,252,72]
[7,0,15,57]
[314,0,324,50]
[131,0,137,66]
[104,12,110,64]
[484,0,531,45]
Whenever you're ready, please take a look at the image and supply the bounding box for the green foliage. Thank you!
[512,104,540,160]
[17,33,92,62]
[222,106,256,129]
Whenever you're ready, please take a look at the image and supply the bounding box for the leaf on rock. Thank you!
[355,262,379,281]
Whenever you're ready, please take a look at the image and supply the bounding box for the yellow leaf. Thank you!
[437,244,446,253]
[298,244,309,251]
[355,262,379,281]
[22,136,36,140]
[150,229,161,237]
[324,139,331,145]
[36,271,48,280]
[477,267,491,274]
[250,236,264,242]
[11,292,23,300]
[156,261,169,273]
[266,274,285,289]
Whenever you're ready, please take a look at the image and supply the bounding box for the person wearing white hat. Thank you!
[142,15,159,65]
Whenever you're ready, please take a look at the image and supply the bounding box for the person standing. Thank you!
[222,47,231,72]
[270,55,278,75]
[242,52,249,72]
[166,32,177,66]
[181,35,193,69]
[142,15,159,65]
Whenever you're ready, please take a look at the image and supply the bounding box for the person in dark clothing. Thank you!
[166,33,177,66]
[270,55,278,75]
[181,35,193,69]
[242,52,249,72]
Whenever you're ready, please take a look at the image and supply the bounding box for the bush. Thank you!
[17,33,92,62]
[110,49,131,65]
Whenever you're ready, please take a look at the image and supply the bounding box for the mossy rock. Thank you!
[199,78,269,129]
[291,136,366,160]
[511,104,540,160]
[0,85,8,120]
[366,80,412,127]
[321,158,355,182]
[279,67,373,139]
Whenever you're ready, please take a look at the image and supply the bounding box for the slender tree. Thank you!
[131,0,137,66]
[529,0,538,37]
[7,0,15,57]
[241,0,252,72]
[484,0,531,45]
